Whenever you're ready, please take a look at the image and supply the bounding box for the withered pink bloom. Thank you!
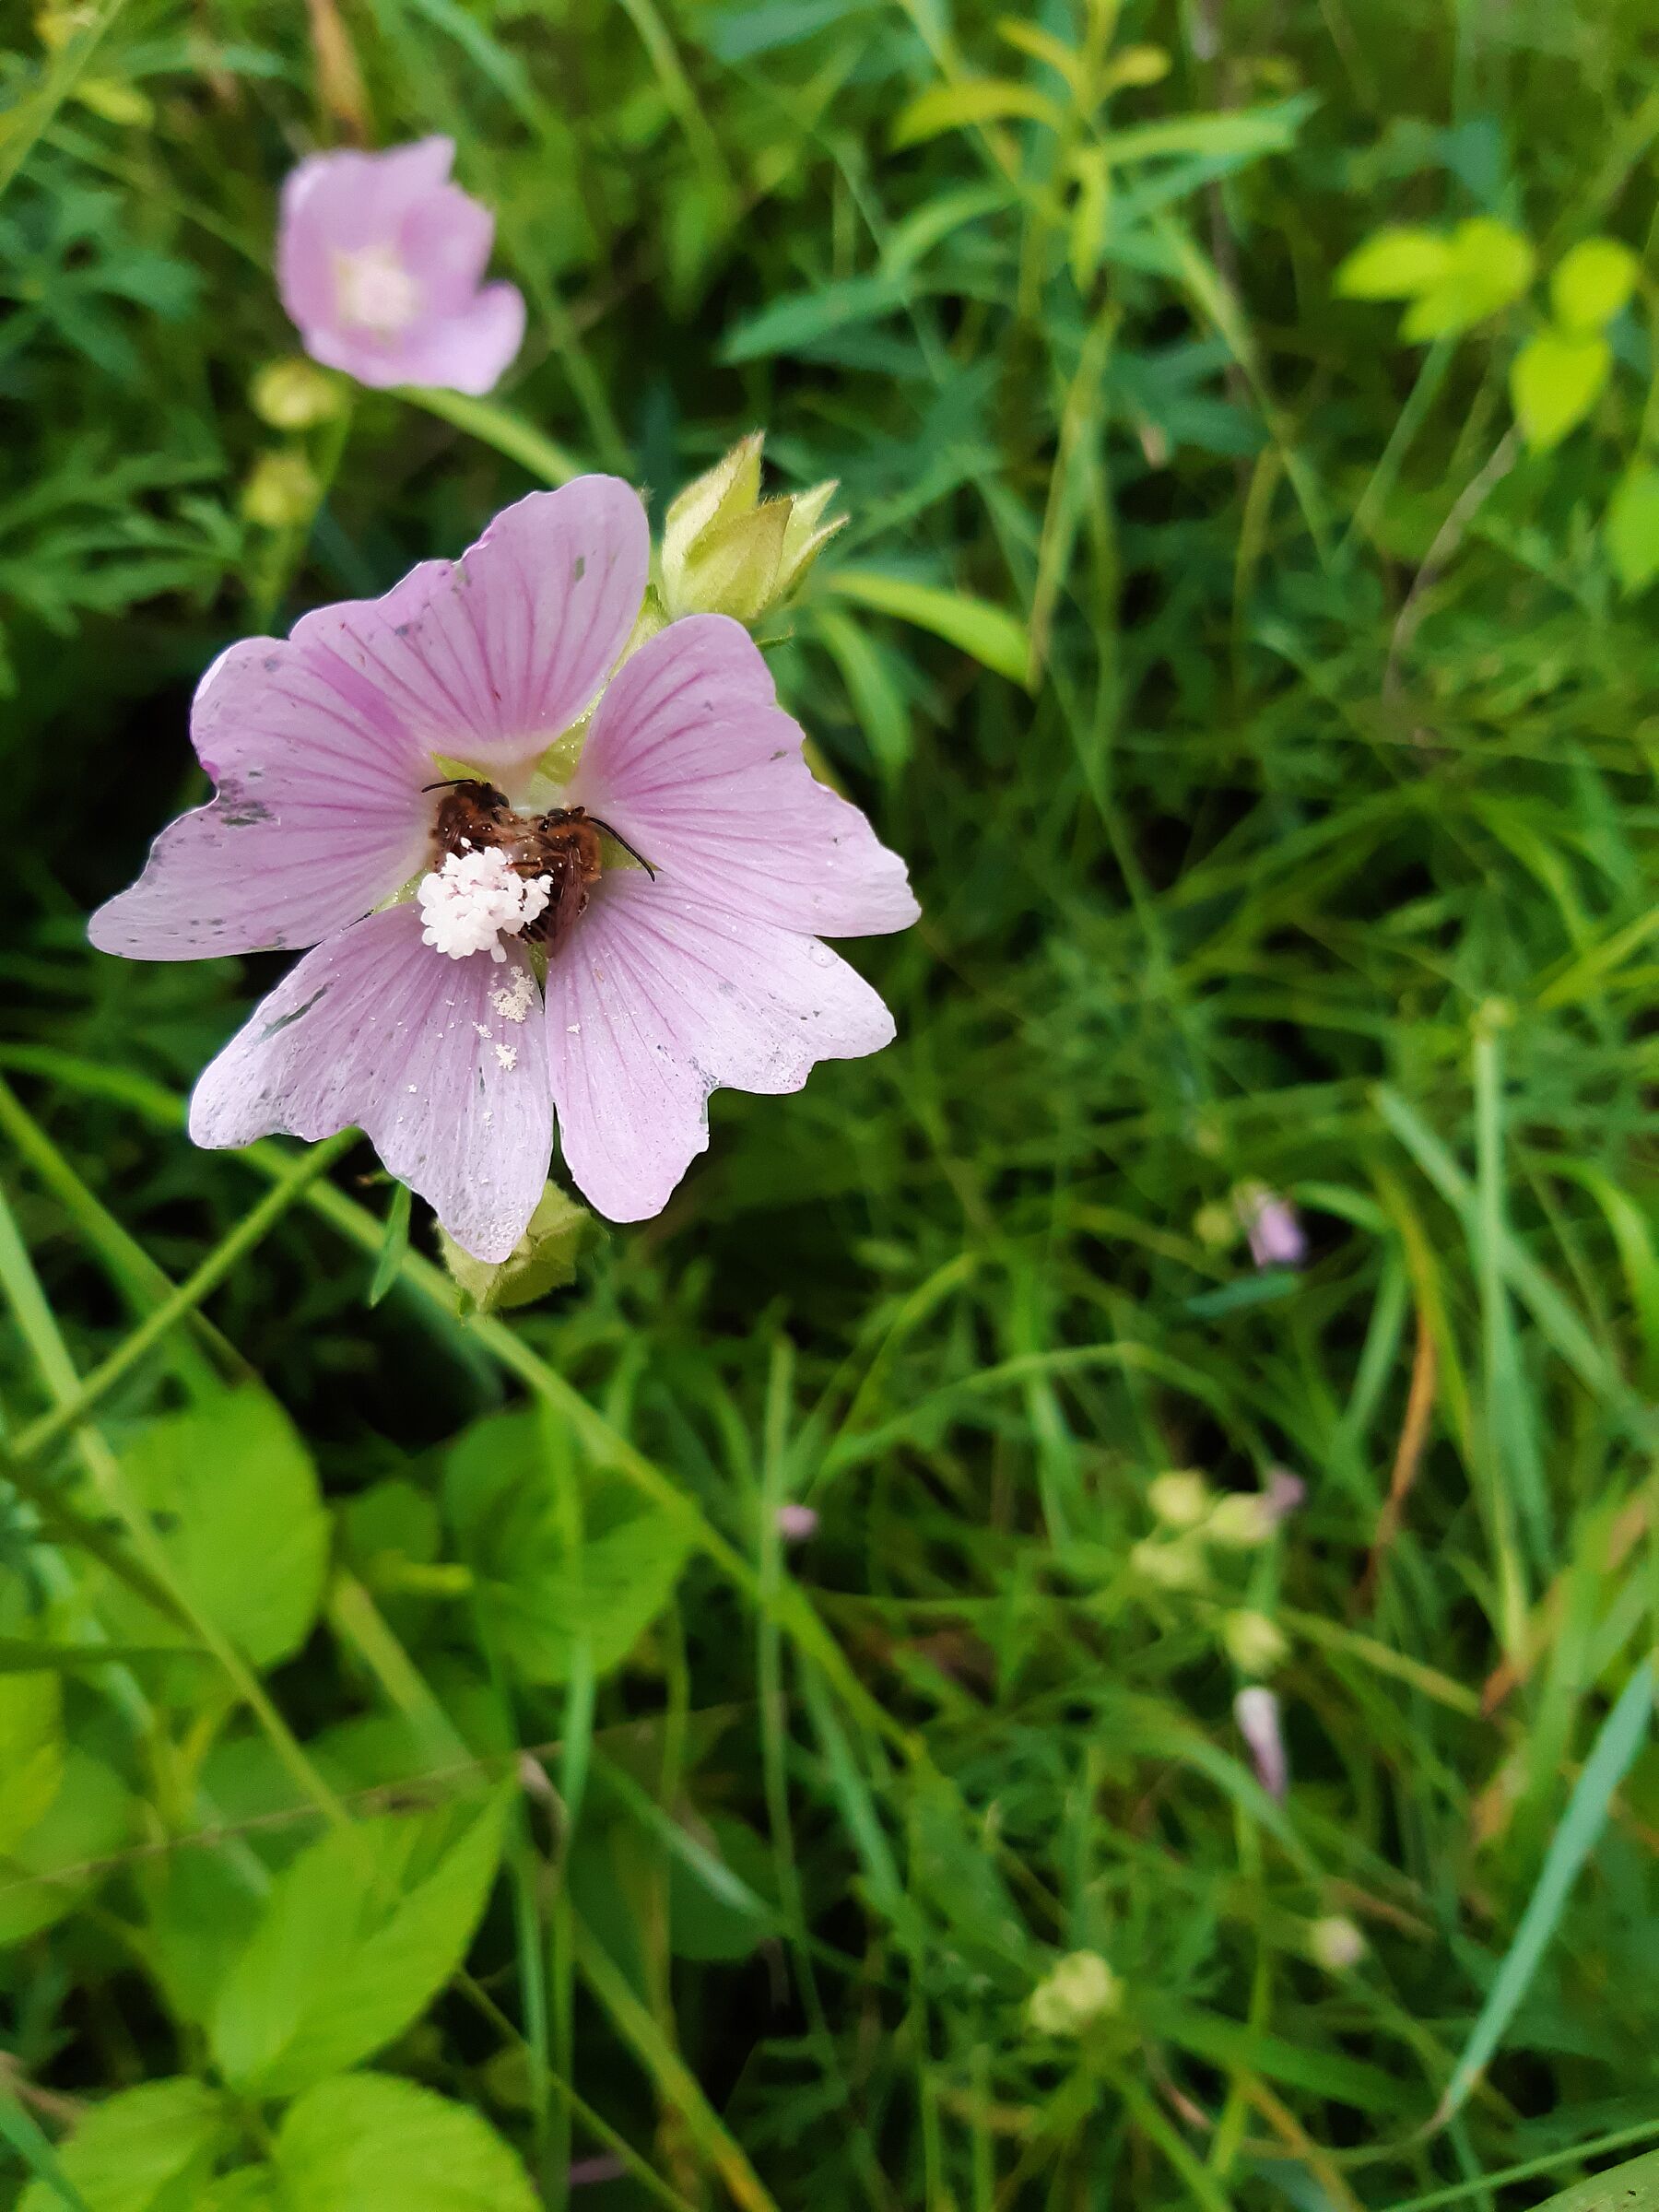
[774,1503,819,1543]
[277,136,524,394]
[1234,1686,1288,1801]
[89,477,917,1261]
[1236,1181,1306,1270]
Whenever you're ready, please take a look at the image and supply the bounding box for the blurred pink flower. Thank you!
[89,477,917,1260]
[1237,1182,1306,1269]
[775,1502,819,1543]
[1234,1686,1288,1800]
[276,136,524,394]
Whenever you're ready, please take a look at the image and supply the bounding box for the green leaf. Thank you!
[891,78,1067,149]
[719,274,909,364]
[1510,328,1609,452]
[1334,226,1453,300]
[209,1794,507,2097]
[367,1182,411,1307]
[1606,465,1659,594]
[444,1412,690,1686]
[1549,236,1639,333]
[1531,2146,1659,2212]
[1436,1661,1654,2124]
[17,2079,229,2212]
[0,2090,89,2212]
[105,1389,328,1671]
[0,1751,131,1947]
[1094,98,1312,167]
[823,569,1031,687]
[0,1671,63,1855]
[812,607,912,774]
[1398,218,1535,340]
[271,2075,537,2212]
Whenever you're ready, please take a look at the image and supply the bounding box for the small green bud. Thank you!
[1193,1200,1238,1251]
[251,357,347,430]
[241,451,320,530]
[1028,1951,1121,2037]
[1148,1469,1211,1529]
[1223,1608,1289,1677]
[1206,1491,1277,1548]
[1131,1536,1206,1591]
[439,1182,594,1315]
[660,432,845,623]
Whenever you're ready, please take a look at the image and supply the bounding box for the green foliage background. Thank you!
[1,0,1658,2206]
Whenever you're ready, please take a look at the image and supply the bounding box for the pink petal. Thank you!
[397,185,494,316]
[384,280,526,396]
[288,479,648,776]
[88,622,435,960]
[570,615,918,938]
[277,139,456,326]
[544,874,895,1222]
[190,903,551,1263]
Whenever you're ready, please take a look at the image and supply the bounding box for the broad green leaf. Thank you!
[1510,329,1609,452]
[444,1412,690,1686]
[209,1794,507,2097]
[0,1671,63,1855]
[823,569,1031,687]
[0,1751,131,1947]
[1550,236,1639,333]
[891,79,1067,149]
[1606,466,1659,594]
[1532,2146,1659,2212]
[195,2177,278,2212]
[106,1389,328,1670]
[18,2079,228,2212]
[272,2075,538,2212]
[1335,226,1453,300]
[1399,218,1535,340]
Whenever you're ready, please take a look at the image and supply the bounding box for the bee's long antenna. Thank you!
[421,777,467,793]
[589,818,658,879]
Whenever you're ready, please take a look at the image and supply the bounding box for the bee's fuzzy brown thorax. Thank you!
[429,781,630,953]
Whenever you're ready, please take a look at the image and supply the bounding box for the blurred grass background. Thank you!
[2,1,1659,2206]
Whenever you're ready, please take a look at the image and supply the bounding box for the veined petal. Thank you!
[88,620,436,960]
[545,873,895,1222]
[568,614,918,938]
[290,479,649,776]
[190,903,552,1263]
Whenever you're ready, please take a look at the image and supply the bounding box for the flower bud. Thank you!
[1235,1181,1306,1269]
[1235,1686,1288,1799]
[1027,1951,1121,2037]
[775,1502,818,1543]
[1223,1609,1288,1677]
[1206,1491,1277,1548]
[1148,1469,1211,1529]
[660,432,844,624]
[1131,1536,1206,1591]
[1308,1914,1367,1971]
[251,357,347,430]
[439,1182,593,1315]
[241,451,320,530]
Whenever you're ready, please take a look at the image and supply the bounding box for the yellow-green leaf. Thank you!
[1510,328,1609,451]
[1400,218,1535,340]
[1550,236,1639,334]
[892,78,1067,148]
[1606,466,1659,594]
[823,570,1032,688]
[1335,227,1452,300]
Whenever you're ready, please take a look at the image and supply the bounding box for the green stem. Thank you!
[400,387,587,487]
[3,1129,356,1470]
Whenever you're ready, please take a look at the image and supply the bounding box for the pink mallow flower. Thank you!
[277,136,524,394]
[88,477,918,1261]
